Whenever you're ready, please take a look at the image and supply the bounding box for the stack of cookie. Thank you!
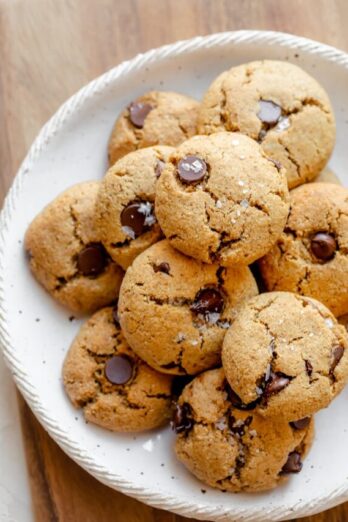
[25,60,348,493]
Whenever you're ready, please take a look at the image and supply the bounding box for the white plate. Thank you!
[1,31,348,522]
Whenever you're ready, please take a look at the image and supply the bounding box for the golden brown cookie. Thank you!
[259,183,348,317]
[63,306,173,432]
[156,132,289,266]
[108,91,199,164]
[174,368,314,492]
[25,182,124,314]
[118,240,258,375]
[198,60,335,189]
[222,292,348,421]
[96,146,174,270]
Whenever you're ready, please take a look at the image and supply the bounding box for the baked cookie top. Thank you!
[118,240,258,375]
[25,181,124,314]
[259,183,348,317]
[96,145,174,269]
[156,132,289,266]
[198,60,335,189]
[222,292,348,421]
[108,91,199,164]
[174,368,314,492]
[63,306,173,432]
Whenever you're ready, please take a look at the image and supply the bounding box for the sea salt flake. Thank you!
[232,139,239,146]
[191,160,203,173]
[218,320,231,330]
[206,312,220,324]
[256,386,263,396]
[228,467,235,475]
[238,180,245,186]
[176,332,186,343]
[249,430,258,438]
[236,210,241,217]
[325,318,334,329]
[309,332,314,337]
[138,202,153,215]
[231,219,236,225]
[240,199,249,208]
[191,339,199,346]
[242,189,249,194]
[215,417,228,430]
[215,200,223,209]
[239,155,246,160]
[275,116,290,132]
[122,226,136,239]
[144,214,156,226]
[265,363,271,381]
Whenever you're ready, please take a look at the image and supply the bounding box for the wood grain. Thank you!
[1,0,348,520]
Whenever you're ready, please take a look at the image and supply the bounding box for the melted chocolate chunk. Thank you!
[226,383,260,411]
[172,402,193,434]
[76,243,108,276]
[258,100,282,126]
[121,201,155,238]
[153,262,170,274]
[171,375,193,398]
[191,287,224,316]
[155,159,165,178]
[264,372,291,398]
[290,417,311,430]
[305,360,313,377]
[281,451,303,474]
[310,232,337,261]
[177,155,207,184]
[129,102,153,128]
[330,346,344,378]
[104,355,134,385]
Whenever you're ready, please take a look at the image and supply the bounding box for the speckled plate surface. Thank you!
[1,31,348,522]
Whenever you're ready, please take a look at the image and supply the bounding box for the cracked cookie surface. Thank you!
[25,182,124,314]
[259,183,348,317]
[108,91,199,165]
[118,240,258,375]
[198,60,335,189]
[63,307,173,432]
[174,368,314,492]
[156,132,289,265]
[96,146,174,270]
[222,292,348,421]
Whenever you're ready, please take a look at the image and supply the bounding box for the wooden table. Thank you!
[1,1,348,520]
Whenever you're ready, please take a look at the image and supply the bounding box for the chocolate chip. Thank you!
[191,287,224,316]
[112,303,120,326]
[129,102,153,128]
[264,372,291,397]
[229,415,253,436]
[310,232,337,261]
[77,243,108,276]
[258,100,282,125]
[104,355,134,385]
[305,360,313,377]
[172,402,193,434]
[153,262,170,274]
[177,155,207,184]
[226,383,259,411]
[121,201,155,239]
[281,451,303,474]
[155,159,165,178]
[290,417,311,430]
[330,346,344,377]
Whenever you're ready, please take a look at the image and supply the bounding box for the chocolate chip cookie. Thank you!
[108,91,199,165]
[198,60,335,189]
[259,183,348,317]
[63,306,173,432]
[96,146,174,270]
[174,368,314,492]
[156,132,289,265]
[25,182,124,314]
[222,292,348,421]
[118,240,258,375]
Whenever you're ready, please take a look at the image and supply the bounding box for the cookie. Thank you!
[174,368,314,492]
[198,60,335,189]
[221,292,348,421]
[25,182,124,314]
[63,306,173,432]
[259,183,348,317]
[108,91,199,165]
[118,240,258,375]
[96,146,174,270]
[156,132,289,266]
